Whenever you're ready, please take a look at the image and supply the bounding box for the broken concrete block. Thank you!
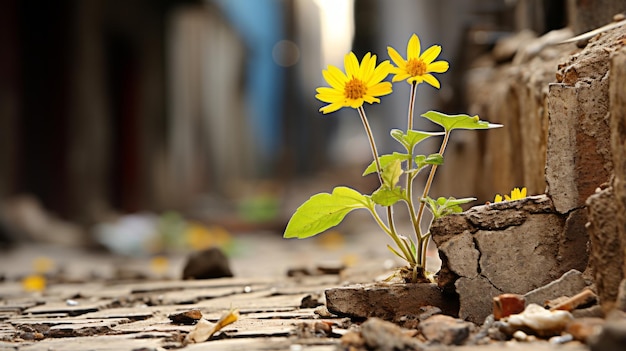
[610,47,626,289]
[546,24,619,214]
[432,195,589,323]
[524,269,588,307]
[324,283,458,322]
[587,186,624,313]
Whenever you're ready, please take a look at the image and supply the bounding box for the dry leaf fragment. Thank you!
[185,308,239,343]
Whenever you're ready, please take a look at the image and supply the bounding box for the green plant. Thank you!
[283,34,502,283]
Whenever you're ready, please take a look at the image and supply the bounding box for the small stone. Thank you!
[168,309,203,325]
[340,330,364,349]
[418,305,442,321]
[182,247,233,280]
[502,303,574,337]
[419,314,472,345]
[566,317,604,342]
[549,333,574,344]
[313,305,334,318]
[513,330,529,341]
[493,293,526,320]
[300,294,322,308]
[315,261,345,275]
[360,318,421,351]
[588,314,626,351]
[550,289,597,311]
[524,269,588,307]
[286,267,311,277]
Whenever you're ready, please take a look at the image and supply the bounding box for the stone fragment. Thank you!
[324,283,458,322]
[431,196,591,324]
[550,289,597,311]
[419,314,473,345]
[168,309,203,325]
[501,304,574,337]
[588,312,626,351]
[566,317,604,343]
[610,48,626,292]
[586,186,624,313]
[360,318,421,351]
[615,279,626,311]
[493,294,526,321]
[437,231,478,279]
[524,269,589,307]
[182,247,233,280]
[546,26,615,214]
[455,276,502,324]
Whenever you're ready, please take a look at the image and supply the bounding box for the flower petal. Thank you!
[387,46,406,68]
[349,98,364,108]
[315,87,344,103]
[319,102,343,114]
[421,74,440,88]
[421,45,442,64]
[345,52,359,78]
[360,52,376,83]
[369,60,391,85]
[323,66,347,90]
[407,34,421,60]
[427,60,449,73]
[393,73,411,82]
[368,81,392,97]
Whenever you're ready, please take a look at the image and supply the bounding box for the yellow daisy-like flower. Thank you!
[315,52,392,114]
[494,187,527,203]
[387,34,449,88]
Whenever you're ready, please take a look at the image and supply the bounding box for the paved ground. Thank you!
[0,221,591,351]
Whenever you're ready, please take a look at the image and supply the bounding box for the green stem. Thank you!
[416,130,451,238]
[357,106,413,264]
[357,106,382,180]
[404,82,421,259]
[407,82,418,130]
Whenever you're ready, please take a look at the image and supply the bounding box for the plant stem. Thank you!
[357,106,382,180]
[416,130,451,237]
[405,82,421,245]
[357,106,413,264]
[407,82,418,130]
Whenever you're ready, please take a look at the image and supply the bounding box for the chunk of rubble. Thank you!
[340,317,422,351]
[419,314,474,345]
[324,283,458,322]
[499,303,574,337]
[431,195,589,323]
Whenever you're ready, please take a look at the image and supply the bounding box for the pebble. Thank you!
[501,303,574,337]
[419,314,473,345]
[493,293,526,320]
[566,317,604,342]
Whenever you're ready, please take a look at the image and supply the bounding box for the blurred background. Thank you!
[0,0,621,273]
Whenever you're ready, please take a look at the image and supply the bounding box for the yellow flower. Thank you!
[22,274,46,292]
[315,52,392,114]
[494,187,527,203]
[387,34,449,88]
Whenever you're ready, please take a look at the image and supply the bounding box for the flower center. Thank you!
[344,77,366,100]
[406,58,427,77]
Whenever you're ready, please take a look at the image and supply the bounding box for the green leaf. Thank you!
[390,129,444,152]
[381,159,403,189]
[423,196,477,219]
[415,153,444,169]
[284,187,372,239]
[421,111,503,132]
[363,152,410,176]
[371,187,404,206]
